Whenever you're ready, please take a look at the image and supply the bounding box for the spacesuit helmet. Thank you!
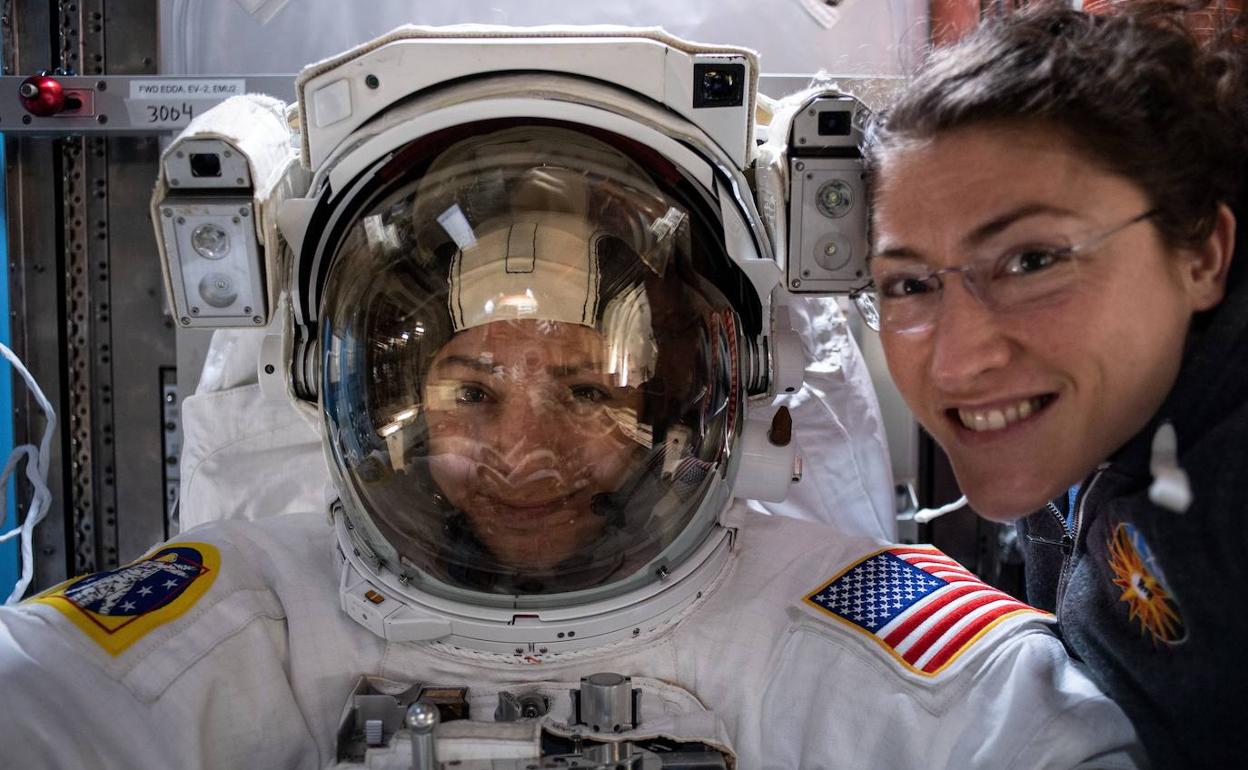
[319,124,754,605]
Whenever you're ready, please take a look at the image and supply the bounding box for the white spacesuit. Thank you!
[0,507,1140,769]
[0,27,1141,770]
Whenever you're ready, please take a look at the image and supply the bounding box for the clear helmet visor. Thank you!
[320,125,746,601]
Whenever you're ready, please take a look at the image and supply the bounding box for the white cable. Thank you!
[0,342,56,605]
[912,495,968,524]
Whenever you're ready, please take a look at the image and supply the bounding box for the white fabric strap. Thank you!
[0,342,57,604]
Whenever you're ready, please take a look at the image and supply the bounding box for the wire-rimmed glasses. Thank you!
[850,210,1159,334]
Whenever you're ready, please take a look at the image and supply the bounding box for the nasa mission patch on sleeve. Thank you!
[804,545,1052,677]
[28,542,220,656]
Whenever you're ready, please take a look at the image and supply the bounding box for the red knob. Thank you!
[18,75,66,117]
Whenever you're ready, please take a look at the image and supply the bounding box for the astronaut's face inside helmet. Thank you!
[424,319,646,571]
[320,124,749,599]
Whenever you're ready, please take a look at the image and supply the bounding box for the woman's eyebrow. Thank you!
[872,245,922,262]
[433,355,494,373]
[875,202,1082,261]
[434,355,604,377]
[962,203,1081,249]
[550,361,603,377]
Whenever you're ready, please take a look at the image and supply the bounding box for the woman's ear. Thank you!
[1184,202,1236,311]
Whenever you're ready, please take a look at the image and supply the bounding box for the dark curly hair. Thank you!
[864,1,1248,251]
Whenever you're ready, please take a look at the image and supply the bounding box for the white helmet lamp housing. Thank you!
[269,28,803,654]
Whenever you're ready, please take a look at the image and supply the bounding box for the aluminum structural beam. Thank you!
[0,73,903,136]
[1,74,297,134]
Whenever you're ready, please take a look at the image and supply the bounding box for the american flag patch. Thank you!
[805,546,1052,676]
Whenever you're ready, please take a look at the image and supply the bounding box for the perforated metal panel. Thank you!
[4,0,168,591]
[62,132,119,573]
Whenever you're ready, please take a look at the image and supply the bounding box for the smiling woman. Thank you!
[869,124,1218,522]
[860,1,1248,766]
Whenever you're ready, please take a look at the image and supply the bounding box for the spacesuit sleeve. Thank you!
[754,296,896,539]
[978,637,1147,770]
[178,328,330,532]
[759,617,1144,769]
[0,524,324,769]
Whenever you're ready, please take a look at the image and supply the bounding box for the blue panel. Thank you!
[0,31,16,597]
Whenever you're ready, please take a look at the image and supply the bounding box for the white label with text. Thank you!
[125,79,247,128]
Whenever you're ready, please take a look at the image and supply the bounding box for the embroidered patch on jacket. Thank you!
[805,546,1051,677]
[30,542,219,656]
[1107,522,1186,645]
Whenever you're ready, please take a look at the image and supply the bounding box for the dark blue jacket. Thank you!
[1019,258,1248,768]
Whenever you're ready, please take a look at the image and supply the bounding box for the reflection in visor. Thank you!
[425,321,646,573]
[320,124,748,600]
